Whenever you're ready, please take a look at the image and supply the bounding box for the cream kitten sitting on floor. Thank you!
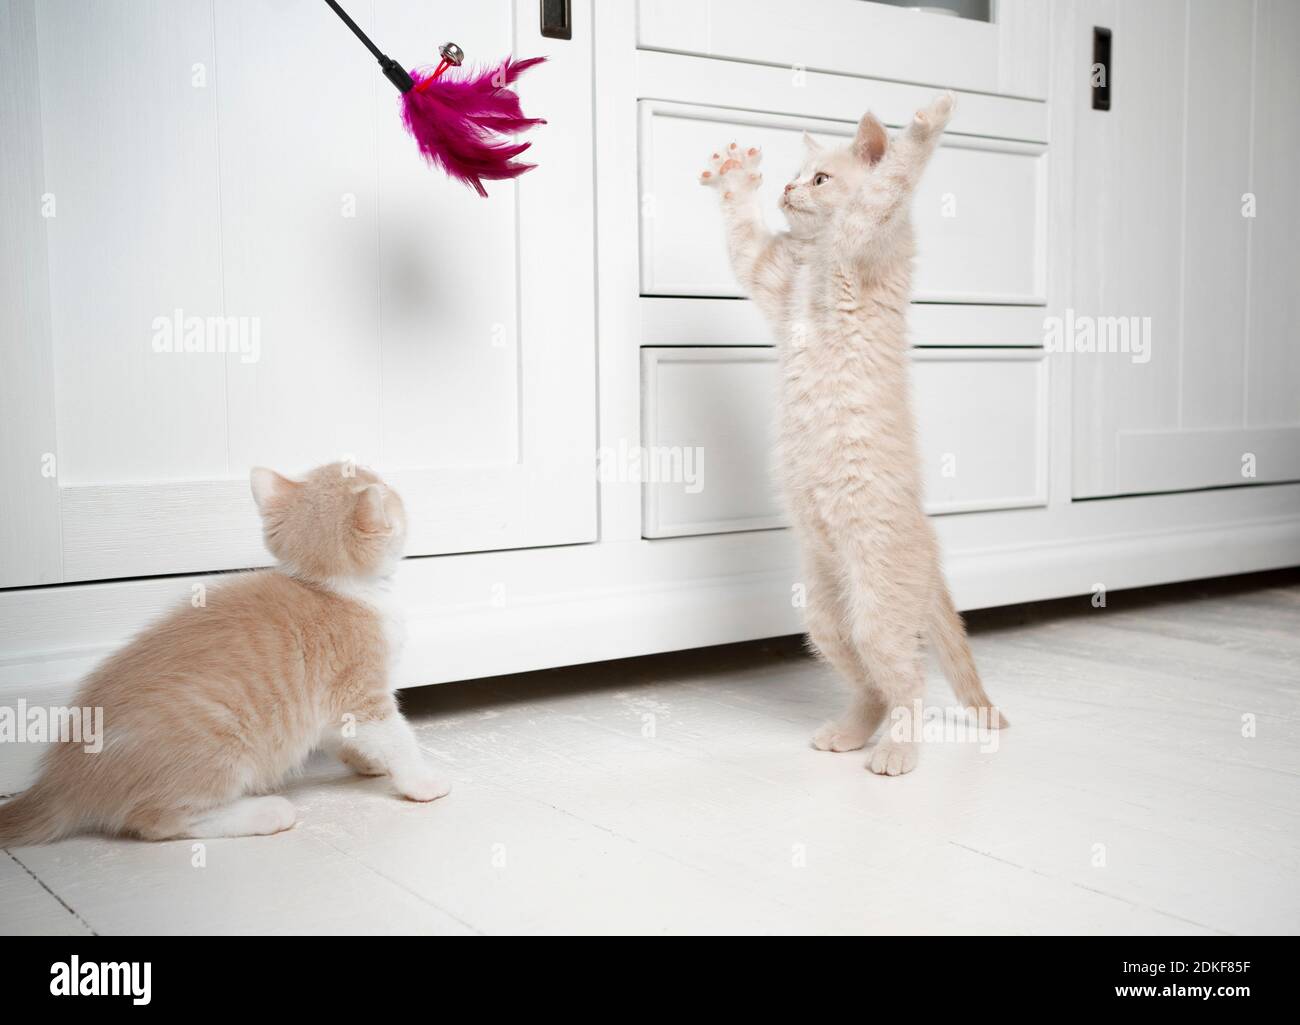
[700,93,1005,776]
[0,463,448,845]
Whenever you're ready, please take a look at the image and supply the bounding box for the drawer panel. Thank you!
[639,102,1047,304]
[639,296,1050,349]
[637,0,1049,101]
[641,349,784,537]
[641,347,1047,539]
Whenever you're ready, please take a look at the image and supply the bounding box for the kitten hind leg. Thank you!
[804,553,885,752]
[129,796,298,840]
[851,598,926,777]
[811,689,886,753]
[862,661,924,776]
[185,796,298,838]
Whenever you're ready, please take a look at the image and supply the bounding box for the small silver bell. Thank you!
[439,42,465,68]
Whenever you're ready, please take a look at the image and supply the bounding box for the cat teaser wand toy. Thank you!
[324,0,545,197]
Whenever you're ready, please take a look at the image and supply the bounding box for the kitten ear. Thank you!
[853,112,888,166]
[250,467,298,514]
[801,131,823,153]
[353,484,392,535]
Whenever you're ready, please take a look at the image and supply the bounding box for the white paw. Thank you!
[395,772,451,803]
[699,142,763,197]
[867,740,919,777]
[913,91,955,134]
[251,797,298,835]
[811,720,871,753]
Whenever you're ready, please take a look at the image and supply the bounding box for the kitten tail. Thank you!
[0,783,68,848]
[929,584,1009,729]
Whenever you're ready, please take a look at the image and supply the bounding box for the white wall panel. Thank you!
[0,0,63,586]
[36,0,229,484]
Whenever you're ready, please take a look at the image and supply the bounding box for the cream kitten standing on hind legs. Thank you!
[700,93,1006,776]
[0,463,448,846]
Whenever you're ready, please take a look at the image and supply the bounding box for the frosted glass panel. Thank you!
[869,0,992,22]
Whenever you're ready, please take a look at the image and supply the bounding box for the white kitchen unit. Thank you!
[2,0,1298,790]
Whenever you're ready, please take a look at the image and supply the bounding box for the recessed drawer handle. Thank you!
[541,0,572,40]
[1092,27,1112,111]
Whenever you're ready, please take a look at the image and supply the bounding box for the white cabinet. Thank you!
[1070,0,1300,498]
[0,0,596,586]
[2,0,1299,754]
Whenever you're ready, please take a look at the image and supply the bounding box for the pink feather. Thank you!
[400,56,547,197]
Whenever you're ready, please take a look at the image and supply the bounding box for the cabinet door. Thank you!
[1070,0,1300,498]
[0,0,595,586]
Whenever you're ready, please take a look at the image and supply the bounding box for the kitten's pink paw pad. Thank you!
[867,740,919,777]
[811,721,870,752]
[700,144,762,188]
[396,773,451,803]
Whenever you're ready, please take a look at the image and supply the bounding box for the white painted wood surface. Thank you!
[636,0,1049,100]
[640,348,783,537]
[636,49,1050,144]
[1115,426,1300,496]
[639,298,1050,349]
[0,0,63,587]
[3,572,1297,935]
[2,0,596,585]
[0,852,92,936]
[641,348,1048,539]
[1071,0,1300,499]
[639,102,1047,303]
[1245,0,1300,429]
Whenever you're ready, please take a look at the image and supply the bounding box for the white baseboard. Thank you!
[397,514,1300,688]
[2,512,1297,793]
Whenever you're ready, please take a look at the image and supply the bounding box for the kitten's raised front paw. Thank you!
[699,143,763,198]
[394,772,451,803]
[912,91,955,136]
[811,719,871,752]
[867,740,919,777]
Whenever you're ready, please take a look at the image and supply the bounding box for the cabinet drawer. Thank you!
[637,0,1049,101]
[639,102,1047,304]
[641,347,1048,539]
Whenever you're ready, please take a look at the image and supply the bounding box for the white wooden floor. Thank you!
[2,570,1298,935]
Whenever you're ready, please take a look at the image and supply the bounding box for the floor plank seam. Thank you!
[5,849,99,936]
[303,826,484,936]
[948,841,1231,935]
